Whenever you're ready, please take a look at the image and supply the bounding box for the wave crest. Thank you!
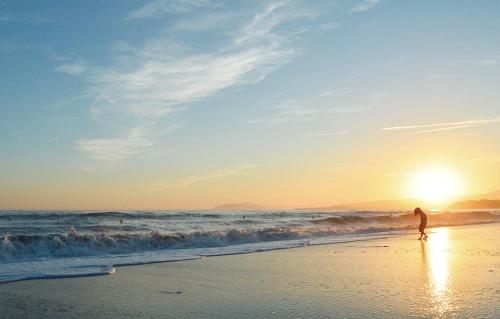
[1,211,498,261]
[313,211,498,226]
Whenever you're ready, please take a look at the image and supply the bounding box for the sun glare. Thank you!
[409,167,464,204]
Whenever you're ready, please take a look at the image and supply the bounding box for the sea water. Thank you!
[0,210,498,283]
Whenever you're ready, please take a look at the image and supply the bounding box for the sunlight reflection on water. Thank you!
[421,227,452,317]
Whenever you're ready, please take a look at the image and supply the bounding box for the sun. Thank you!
[409,167,464,204]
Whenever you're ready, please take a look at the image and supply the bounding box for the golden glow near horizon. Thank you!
[408,167,464,204]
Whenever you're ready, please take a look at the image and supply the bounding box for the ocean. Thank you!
[1,209,498,283]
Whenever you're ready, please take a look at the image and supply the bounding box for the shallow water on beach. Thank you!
[0,224,498,319]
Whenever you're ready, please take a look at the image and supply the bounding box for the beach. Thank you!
[3,1,500,318]
[0,223,498,319]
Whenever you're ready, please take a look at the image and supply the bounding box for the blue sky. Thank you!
[1,0,499,209]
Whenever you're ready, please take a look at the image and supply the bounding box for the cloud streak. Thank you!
[127,0,213,19]
[55,61,87,75]
[249,91,370,125]
[321,22,339,30]
[76,127,155,162]
[142,164,256,192]
[382,116,500,134]
[351,0,380,13]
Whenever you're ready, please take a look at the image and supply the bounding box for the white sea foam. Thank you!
[0,233,396,283]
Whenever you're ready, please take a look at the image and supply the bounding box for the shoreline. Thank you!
[0,223,498,318]
[0,221,498,285]
[4,219,497,285]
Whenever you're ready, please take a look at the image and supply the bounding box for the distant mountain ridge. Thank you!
[465,190,500,201]
[210,190,500,211]
[297,190,500,211]
[449,199,500,209]
[297,198,422,211]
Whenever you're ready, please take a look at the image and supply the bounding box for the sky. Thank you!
[1,0,499,210]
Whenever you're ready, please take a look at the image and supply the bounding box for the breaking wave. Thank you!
[1,211,498,262]
[313,211,499,226]
[0,209,499,283]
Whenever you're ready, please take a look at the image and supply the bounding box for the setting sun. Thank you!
[409,167,464,203]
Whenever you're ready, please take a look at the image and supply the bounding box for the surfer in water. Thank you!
[414,207,428,240]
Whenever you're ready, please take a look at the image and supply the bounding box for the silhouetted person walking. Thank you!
[414,207,428,240]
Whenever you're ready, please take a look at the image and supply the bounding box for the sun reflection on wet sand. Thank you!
[421,227,452,317]
[429,228,449,295]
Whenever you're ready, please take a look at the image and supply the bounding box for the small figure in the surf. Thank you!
[414,207,428,240]
[68,225,77,236]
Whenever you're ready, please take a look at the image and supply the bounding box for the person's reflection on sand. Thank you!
[420,239,427,266]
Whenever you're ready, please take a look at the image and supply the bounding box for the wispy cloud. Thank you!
[77,1,316,162]
[76,127,156,162]
[90,44,294,118]
[76,123,183,161]
[351,0,380,13]
[127,0,213,19]
[382,116,500,134]
[407,125,477,134]
[91,2,309,118]
[141,164,256,192]
[249,91,370,125]
[55,61,87,75]
[321,22,339,30]
[170,11,241,32]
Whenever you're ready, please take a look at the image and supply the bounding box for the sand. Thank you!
[0,223,498,319]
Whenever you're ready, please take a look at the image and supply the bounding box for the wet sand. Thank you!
[0,223,498,319]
